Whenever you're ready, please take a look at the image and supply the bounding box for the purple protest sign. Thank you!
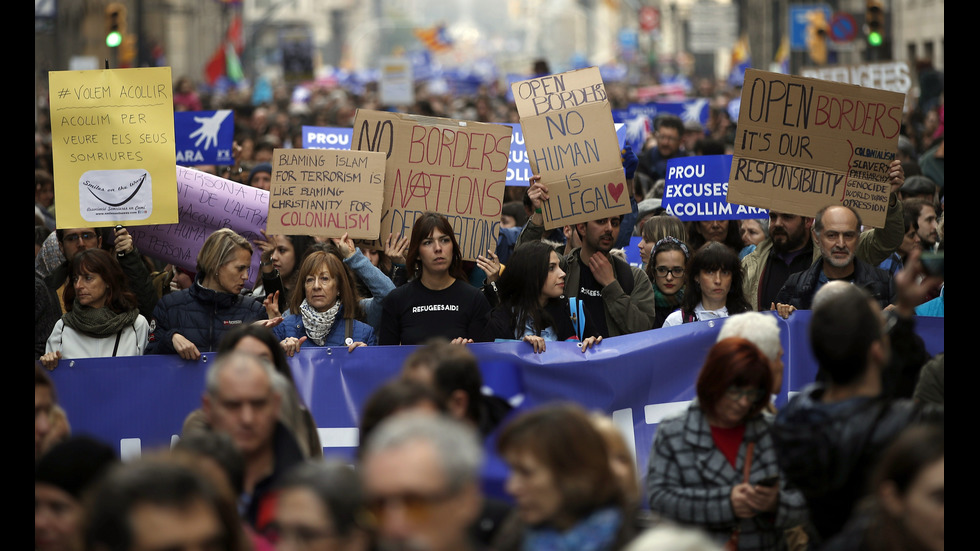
[129,166,269,286]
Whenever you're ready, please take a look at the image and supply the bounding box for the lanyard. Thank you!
[568,297,586,341]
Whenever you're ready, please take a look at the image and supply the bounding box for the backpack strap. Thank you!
[611,255,635,295]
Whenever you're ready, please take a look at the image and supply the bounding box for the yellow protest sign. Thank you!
[267,148,386,240]
[49,67,178,228]
[512,67,630,230]
[727,69,905,227]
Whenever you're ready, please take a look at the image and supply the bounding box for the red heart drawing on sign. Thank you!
[608,182,624,202]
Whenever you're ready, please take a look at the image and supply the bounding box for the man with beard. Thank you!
[518,180,657,337]
[773,205,895,311]
[741,159,907,311]
[905,198,940,251]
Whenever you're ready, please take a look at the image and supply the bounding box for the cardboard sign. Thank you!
[800,61,911,94]
[379,57,415,106]
[664,155,767,220]
[504,122,629,187]
[49,67,178,228]
[128,166,268,284]
[512,67,629,230]
[302,126,353,150]
[350,109,512,261]
[728,69,904,228]
[267,149,386,240]
[174,110,234,165]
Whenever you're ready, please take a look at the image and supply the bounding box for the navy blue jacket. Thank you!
[146,276,266,354]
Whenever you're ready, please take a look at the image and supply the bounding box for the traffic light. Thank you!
[105,3,127,48]
[866,0,885,47]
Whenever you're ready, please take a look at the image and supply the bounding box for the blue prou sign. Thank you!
[663,155,768,221]
[301,126,354,150]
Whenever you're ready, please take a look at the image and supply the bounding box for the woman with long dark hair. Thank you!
[662,241,750,327]
[41,249,148,368]
[487,241,601,353]
[646,237,690,329]
[647,338,806,549]
[378,213,491,345]
[253,233,315,314]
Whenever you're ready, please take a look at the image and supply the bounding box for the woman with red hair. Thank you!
[646,337,806,550]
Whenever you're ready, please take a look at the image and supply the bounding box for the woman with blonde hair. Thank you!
[146,229,267,359]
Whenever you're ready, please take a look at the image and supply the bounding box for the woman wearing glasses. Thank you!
[647,338,806,550]
[645,237,689,329]
[662,241,750,327]
[146,229,267,359]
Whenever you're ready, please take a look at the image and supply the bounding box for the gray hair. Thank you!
[205,352,280,398]
[364,413,483,491]
[717,312,781,363]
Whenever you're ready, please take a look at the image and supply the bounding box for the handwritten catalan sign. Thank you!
[728,69,904,228]
[267,149,386,240]
[128,166,268,284]
[664,155,768,220]
[351,109,512,261]
[800,61,911,94]
[512,67,630,230]
[49,67,178,228]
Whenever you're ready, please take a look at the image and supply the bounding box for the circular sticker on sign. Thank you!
[345,337,354,346]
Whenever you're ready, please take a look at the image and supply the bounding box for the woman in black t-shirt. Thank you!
[378,213,490,345]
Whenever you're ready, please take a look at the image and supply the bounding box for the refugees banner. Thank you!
[728,69,905,227]
[267,148,386,240]
[664,155,768,220]
[800,61,912,94]
[128,166,268,282]
[49,67,178,228]
[48,314,944,480]
[351,109,512,260]
[512,67,630,229]
[174,110,235,165]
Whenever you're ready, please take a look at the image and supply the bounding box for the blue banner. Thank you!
[612,99,711,157]
[174,110,235,166]
[301,126,354,150]
[663,155,769,221]
[49,314,943,489]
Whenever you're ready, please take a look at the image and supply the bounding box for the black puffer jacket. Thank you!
[145,274,266,354]
[774,257,894,310]
[772,384,942,543]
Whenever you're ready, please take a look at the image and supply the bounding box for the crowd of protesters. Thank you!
[36,66,942,551]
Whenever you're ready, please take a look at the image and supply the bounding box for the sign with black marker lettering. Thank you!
[512,67,630,229]
[49,67,178,228]
[350,109,512,261]
[728,69,904,227]
[267,149,386,240]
